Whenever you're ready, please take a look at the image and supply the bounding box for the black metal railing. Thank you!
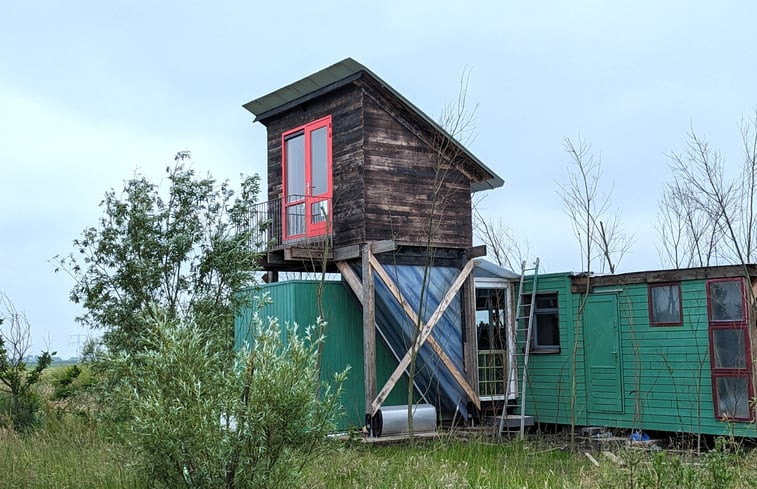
[240,195,332,252]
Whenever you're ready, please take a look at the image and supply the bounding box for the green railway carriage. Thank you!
[519,266,757,437]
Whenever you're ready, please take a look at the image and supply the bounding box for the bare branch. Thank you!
[658,119,757,268]
[473,206,530,271]
[558,137,631,274]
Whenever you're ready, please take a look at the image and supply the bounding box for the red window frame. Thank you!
[648,282,683,326]
[706,278,754,422]
[281,115,333,241]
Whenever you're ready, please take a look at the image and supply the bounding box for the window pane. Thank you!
[535,294,558,309]
[650,284,681,324]
[535,312,560,346]
[715,376,750,419]
[285,133,305,197]
[310,126,328,197]
[478,350,506,397]
[712,329,747,369]
[310,199,328,223]
[524,293,560,350]
[286,203,305,237]
[709,280,744,321]
[476,288,506,350]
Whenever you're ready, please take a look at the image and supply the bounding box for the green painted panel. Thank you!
[234,280,413,431]
[584,294,623,414]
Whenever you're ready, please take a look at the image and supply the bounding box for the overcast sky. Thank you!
[2,1,756,357]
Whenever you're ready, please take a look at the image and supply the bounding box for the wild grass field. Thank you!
[3,415,757,489]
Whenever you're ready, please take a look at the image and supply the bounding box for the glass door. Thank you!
[282,116,332,241]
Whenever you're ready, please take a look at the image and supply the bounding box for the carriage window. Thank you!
[523,293,560,352]
[648,283,682,326]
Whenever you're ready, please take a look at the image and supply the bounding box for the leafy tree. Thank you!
[105,303,346,489]
[0,293,54,431]
[54,152,261,354]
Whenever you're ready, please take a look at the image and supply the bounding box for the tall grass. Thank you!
[2,418,757,489]
[0,416,147,489]
[306,438,602,489]
[305,436,757,489]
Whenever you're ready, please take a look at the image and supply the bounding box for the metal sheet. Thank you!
[357,263,469,420]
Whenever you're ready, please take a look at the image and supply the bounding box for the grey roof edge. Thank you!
[243,58,504,192]
[474,259,520,280]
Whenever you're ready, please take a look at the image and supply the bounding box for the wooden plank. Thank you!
[573,265,757,290]
[466,245,487,259]
[585,453,600,467]
[336,261,363,298]
[418,259,477,344]
[370,239,397,255]
[360,90,474,248]
[368,257,480,413]
[362,245,376,419]
[333,244,361,261]
[462,274,479,393]
[368,254,422,326]
[283,247,333,261]
[426,336,480,411]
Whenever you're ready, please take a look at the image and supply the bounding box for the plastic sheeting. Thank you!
[355,262,469,420]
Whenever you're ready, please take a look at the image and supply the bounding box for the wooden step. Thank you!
[496,414,535,429]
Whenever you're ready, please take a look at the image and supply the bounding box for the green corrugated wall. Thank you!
[234,280,413,431]
[521,274,757,437]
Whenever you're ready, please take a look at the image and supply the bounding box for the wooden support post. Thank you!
[462,273,479,397]
[361,244,376,426]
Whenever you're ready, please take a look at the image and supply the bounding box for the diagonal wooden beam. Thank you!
[339,258,481,413]
[336,261,362,298]
[368,257,480,413]
[368,254,421,327]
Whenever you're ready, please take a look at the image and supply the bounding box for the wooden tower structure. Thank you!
[243,58,504,432]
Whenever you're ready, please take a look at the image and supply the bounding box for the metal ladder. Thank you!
[499,258,539,439]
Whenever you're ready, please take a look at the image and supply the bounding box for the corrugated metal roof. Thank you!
[243,58,504,192]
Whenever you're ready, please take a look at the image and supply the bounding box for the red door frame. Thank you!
[281,115,332,241]
[705,277,755,421]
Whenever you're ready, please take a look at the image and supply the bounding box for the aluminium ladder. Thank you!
[498,258,539,439]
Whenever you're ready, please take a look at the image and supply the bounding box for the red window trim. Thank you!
[647,282,683,327]
[706,277,748,324]
[706,277,754,422]
[280,115,333,241]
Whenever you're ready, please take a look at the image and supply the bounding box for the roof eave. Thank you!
[243,57,505,190]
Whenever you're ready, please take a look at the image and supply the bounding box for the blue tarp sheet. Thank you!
[356,263,468,420]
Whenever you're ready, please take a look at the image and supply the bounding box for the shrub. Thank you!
[0,294,54,432]
[104,304,346,489]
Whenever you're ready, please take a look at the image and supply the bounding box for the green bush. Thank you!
[0,308,54,432]
[103,305,346,489]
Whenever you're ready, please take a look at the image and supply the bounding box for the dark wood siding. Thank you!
[263,84,365,247]
[361,86,473,249]
[261,77,475,251]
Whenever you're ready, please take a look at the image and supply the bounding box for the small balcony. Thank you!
[243,195,333,254]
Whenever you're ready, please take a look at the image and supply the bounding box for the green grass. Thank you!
[303,435,757,489]
[0,417,147,489]
[305,438,597,489]
[2,419,756,489]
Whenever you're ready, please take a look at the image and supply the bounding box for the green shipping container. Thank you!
[234,280,414,431]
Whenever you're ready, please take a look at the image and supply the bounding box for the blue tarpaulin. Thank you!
[355,262,468,420]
